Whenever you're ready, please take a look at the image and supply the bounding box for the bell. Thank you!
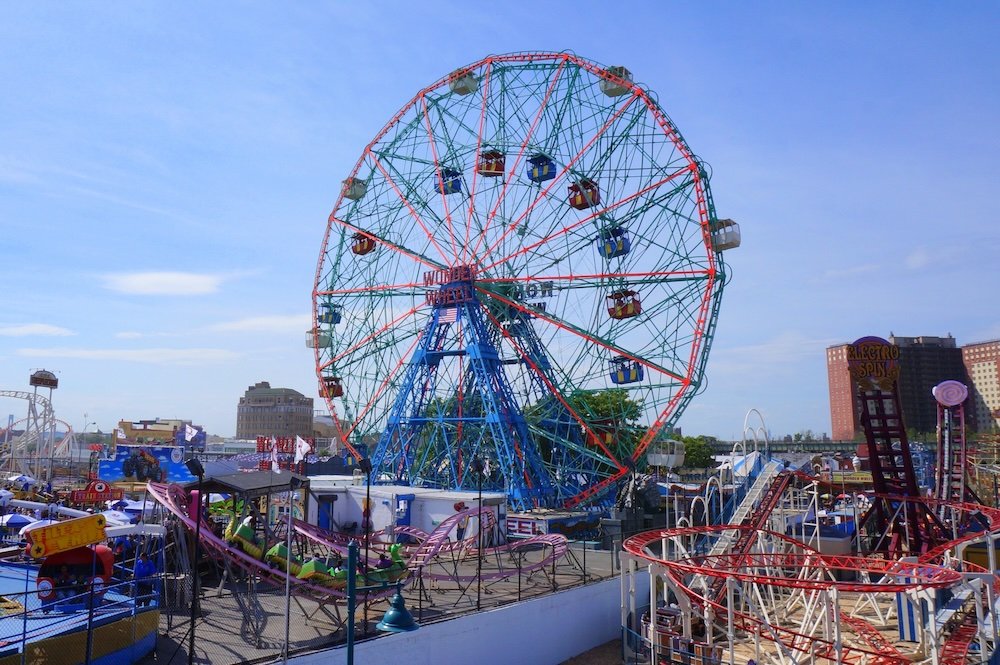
[376,586,418,633]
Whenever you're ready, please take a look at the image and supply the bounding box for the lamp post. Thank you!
[358,457,373,633]
[283,476,301,664]
[77,419,95,483]
[346,540,417,665]
[471,456,484,611]
[184,457,205,665]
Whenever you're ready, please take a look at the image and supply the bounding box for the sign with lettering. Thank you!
[506,516,544,538]
[847,336,900,389]
[28,514,107,559]
[829,471,874,484]
[70,480,124,504]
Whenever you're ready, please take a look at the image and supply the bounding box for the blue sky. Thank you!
[1,3,998,440]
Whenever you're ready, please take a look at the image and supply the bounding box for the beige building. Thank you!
[116,418,187,443]
[963,339,1000,432]
[235,381,314,439]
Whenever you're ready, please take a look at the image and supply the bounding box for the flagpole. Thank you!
[283,479,293,663]
[282,438,308,663]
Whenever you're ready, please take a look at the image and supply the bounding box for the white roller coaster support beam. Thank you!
[0,390,57,476]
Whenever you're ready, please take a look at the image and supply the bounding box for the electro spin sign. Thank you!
[847,336,900,390]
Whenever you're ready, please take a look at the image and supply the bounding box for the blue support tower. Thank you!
[370,271,556,511]
[495,308,617,509]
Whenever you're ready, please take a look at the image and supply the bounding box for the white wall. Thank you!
[288,576,646,665]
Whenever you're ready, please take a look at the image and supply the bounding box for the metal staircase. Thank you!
[706,470,792,605]
[707,460,782,557]
[857,388,942,555]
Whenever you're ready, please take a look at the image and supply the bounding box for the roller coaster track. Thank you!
[146,482,394,604]
[625,492,1000,665]
[294,508,569,584]
[709,470,791,605]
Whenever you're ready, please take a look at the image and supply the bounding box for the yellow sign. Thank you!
[28,514,107,559]
[830,471,873,484]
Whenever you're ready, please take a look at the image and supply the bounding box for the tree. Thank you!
[681,436,715,469]
[525,388,644,463]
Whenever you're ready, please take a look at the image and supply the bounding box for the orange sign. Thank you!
[28,514,107,559]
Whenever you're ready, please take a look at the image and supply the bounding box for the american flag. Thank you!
[439,307,458,323]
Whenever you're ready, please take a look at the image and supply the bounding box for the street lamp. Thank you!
[283,476,301,664]
[346,540,417,665]
[470,456,484,611]
[358,457,373,632]
[184,457,205,665]
[76,420,96,484]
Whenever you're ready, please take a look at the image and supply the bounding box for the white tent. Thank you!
[5,475,36,490]
[0,513,36,528]
[100,510,134,525]
[122,499,156,515]
[19,518,57,536]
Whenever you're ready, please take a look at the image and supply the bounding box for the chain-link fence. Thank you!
[0,572,158,664]
[148,534,620,665]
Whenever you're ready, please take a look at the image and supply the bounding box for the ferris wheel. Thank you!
[311,52,738,510]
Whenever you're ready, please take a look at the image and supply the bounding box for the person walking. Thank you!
[134,552,156,607]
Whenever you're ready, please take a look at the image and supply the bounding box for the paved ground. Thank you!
[143,541,618,665]
[561,639,622,664]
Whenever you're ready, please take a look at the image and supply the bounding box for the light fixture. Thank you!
[375,583,418,633]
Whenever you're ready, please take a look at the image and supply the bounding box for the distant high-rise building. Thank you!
[236,381,314,439]
[962,339,1000,432]
[890,334,968,435]
[827,334,969,440]
[826,344,858,441]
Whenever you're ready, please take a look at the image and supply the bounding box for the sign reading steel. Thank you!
[847,336,900,389]
[70,479,125,504]
[28,514,107,559]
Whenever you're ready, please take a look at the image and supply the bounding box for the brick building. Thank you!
[828,334,970,440]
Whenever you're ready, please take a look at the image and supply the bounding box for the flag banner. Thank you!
[115,428,126,440]
[438,307,458,323]
[270,438,281,473]
[184,424,198,442]
[294,436,311,464]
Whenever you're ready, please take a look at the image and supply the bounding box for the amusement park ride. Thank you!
[7,52,998,665]
[623,336,1000,665]
[310,51,740,511]
[0,370,86,480]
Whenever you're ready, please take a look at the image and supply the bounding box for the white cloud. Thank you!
[207,314,312,333]
[0,323,75,337]
[114,331,144,339]
[822,264,880,280]
[708,332,838,377]
[904,247,931,270]
[17,347,239,365]
[101,272,225,296]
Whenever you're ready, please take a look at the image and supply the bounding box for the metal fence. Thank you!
[151,535,621,665]
[0,574,157,664]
